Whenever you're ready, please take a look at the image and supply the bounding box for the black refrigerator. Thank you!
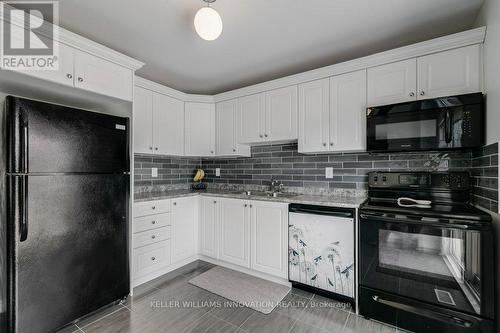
[0,96,130,333]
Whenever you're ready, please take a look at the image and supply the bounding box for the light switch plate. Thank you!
[216,168,221,177]
[325,167,333,179]
[152,167,158,178]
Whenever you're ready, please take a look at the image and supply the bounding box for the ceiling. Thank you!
[58,0,484,95]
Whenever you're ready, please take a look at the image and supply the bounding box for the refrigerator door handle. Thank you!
[20,176,28,242]
[23,124,28,173]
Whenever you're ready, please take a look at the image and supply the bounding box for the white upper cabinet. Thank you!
[216,99,251,156]
[153,93,184,156]
[133,87,154,154]
[74,49,133,101]
[27,42,75,88]
[329,70,367,152]
[367,58,417,107]
[265,85,298,141]
[238,87,298,144]
[250,201,288,278]
[417,45,481,99]
[238,93,265,144]
[298,78,330,153]
[185,102,216,156]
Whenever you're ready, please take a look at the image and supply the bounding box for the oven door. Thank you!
[359,211,494,319]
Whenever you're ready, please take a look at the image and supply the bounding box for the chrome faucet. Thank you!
[270,179,284,193]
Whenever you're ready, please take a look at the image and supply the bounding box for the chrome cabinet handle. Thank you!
[249,204,253,208]
[152,206,156,210]
[151,257,156,261]
[330,143,333,146]
[322,143,326,147]
[151,221,156,225]
[155,147,158,151]
[66,73,73,79]
[173,202,177,206]
[233,148,236,152]
[149,146,153,150]
[78,77,84,82]
[244,204,248,207]
[420,91,425,96]
[210,150,214,154]
[409,92,415,97]
[264,134,268,138]
[213,200,217,204]
[151,235,156,239]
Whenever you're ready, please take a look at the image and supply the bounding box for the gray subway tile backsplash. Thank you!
[134,142,498,214]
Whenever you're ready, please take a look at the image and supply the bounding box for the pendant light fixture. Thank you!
[194,0,223,41]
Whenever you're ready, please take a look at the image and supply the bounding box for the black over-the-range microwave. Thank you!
[366,93,485,152]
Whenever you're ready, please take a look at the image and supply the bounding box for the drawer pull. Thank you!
[151,235,156,239]
[173,202,177,206]
[151,257,156,261]
[152,206,156,210]
[151,221,156,225]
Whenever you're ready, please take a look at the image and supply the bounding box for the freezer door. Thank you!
[7,96,129,174]
[9,174,129,333]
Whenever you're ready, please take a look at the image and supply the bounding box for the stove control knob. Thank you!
[373,176,378,182]
[382,176,387,182]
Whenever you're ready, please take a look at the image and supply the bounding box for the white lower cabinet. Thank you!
[219,198,250,268]
[133,196,288,285]
[250,201,288,278]
[199,196,219,259]
[171,196,199,263]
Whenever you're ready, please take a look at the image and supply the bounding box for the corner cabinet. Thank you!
[199,197,219,259]
[367,45,481,106]
[238,85,298,144]
[216,99,251,157]
[250,201,288,278]
[133,86,185,155]
[298,70,367,153]
[185,102,216,156]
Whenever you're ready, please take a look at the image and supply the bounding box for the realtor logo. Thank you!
[0,1,59,70]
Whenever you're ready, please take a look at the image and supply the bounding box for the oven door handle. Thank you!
[359,212,480,230]
[371,295,474,328]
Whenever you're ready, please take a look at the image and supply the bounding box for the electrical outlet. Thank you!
[152,167,158,178]
[216,168,221,177]
[325,167,333,179]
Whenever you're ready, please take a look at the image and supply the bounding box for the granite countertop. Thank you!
[134,189,366,208]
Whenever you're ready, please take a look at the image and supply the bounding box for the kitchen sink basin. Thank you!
[241,191,298,198]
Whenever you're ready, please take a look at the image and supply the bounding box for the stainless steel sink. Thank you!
[241,191,298,198]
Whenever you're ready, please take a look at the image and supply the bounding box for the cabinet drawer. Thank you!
[134,199,171,217]
[133,213,171,233]
[133,240,171,278]
[133,227,171,249]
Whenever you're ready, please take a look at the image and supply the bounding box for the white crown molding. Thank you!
[135,76,214,103]
[1,3,144,71]
[213,27,486,102]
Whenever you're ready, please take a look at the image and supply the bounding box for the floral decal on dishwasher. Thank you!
[289,220,354,297]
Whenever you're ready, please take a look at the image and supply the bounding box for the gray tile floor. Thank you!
[58,261,405,333]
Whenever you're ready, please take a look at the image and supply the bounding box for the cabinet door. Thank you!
[417,45,481,100]
[265,85,298,141]
[330,70,367,152]
[250,201,288,278]
[219,198,250,268]
[238,93,265,144]
[171,196,198,263]
[133,87,154,154]
[153,93,184,156]
[367,58,417,106]
[27,42,75,87]
[200,197,219,259]
[298,78,330,153]
[74,49,133,101]
[185,102,216,156]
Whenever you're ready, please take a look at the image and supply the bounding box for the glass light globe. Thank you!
[194,7,223,41]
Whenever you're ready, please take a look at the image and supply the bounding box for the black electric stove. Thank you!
[359,171,494,333]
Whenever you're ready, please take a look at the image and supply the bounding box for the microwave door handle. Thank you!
[444,109,452,143]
